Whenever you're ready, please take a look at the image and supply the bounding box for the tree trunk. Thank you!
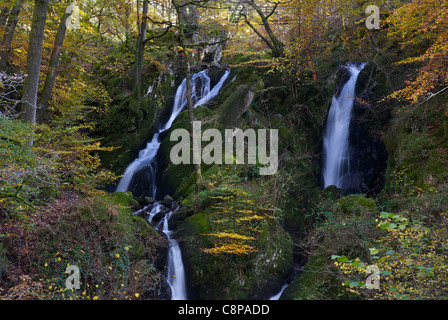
[175,1,202,183]
[244,0,284,57]
[37,8,72,123]
[0,0,26,71]
[135,0,148,105]
[20,0,50,127]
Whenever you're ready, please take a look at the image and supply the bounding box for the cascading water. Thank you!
[115,133,161,198]
[269,284,289,300]
[162,208,187,300]
[115,68,231,300]
[322,63,365,192]
[116,69,231,197]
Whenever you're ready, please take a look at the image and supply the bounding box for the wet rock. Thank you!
[161,195,174,207]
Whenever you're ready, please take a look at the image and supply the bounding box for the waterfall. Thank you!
[322,63,365,192]
[115,133,161,198]
[116,69,230,195]
[151,204,187,300]
[163,209,187,300]
[269,284,289,300]
[115,68,231,300]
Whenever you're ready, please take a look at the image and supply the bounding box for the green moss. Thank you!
[182,187,235,211]
[193,105,213,118]
[433,119,448,140]
[336,195,377,216]
[282,245,351,300]
[99,96,160,175]
[177,168,294,299]
[277,126,294,152]
[181,208,294,299]
[252,223,294,293]
[217,84,251,128]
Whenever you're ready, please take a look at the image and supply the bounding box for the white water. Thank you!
[115,69,230,194]
[269,283,289,300]
[115,133,161,198]
[162,209,188,300]
[322,63,365,190]
[115,68,231,300]
[160,69,230,132]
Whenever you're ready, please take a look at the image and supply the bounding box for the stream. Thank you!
[115,68,231,300]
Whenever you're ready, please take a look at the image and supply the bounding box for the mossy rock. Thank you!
[99,96,160,176]
[251,223,294,298]
[193,105,213,119]
[178,186,294,299]
[321,185,342,200]
[155,104,218,198]
[182,187,235,212]
[217,84,251,128]
[281,245,350,300]
[336,195,377,216]
[213,67,262,107]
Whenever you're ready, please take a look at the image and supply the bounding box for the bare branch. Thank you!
[0,71,25,119]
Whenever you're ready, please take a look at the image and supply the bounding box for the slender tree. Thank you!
[134,0,173,111]
[134,0,148,106]
[0,0,26,71]
[172,0,208,183]
[239,0,285,57]
[20,0,50,126]
[37,6,72,123]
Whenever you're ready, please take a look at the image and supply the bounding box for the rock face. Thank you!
[179,208,294,300]
[346,64,388,196]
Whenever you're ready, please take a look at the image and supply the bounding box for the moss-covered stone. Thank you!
[176,167,295,300]
[180,209,294,299]
[155,104,219,198]
[336,194,377,216]
[99,96,160,176]
[281,245,350,300]
[381,103,448,197]
[217,84,251,128]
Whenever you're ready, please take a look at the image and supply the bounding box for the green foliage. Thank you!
[0,116,117,216]
[285,192,381,299]
[333,210,448,300]
[0,118,59,217]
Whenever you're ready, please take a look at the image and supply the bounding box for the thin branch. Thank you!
[143,21,173,45]
[181,37,230,48]
[265,2,279,19]
[240,13,275,52]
